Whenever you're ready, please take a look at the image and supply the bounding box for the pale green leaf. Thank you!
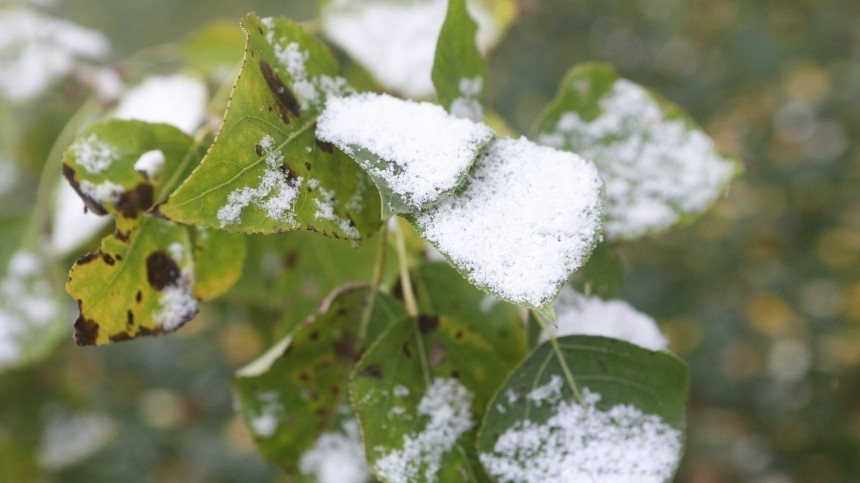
[477,335,688,482]
[159,14,381,241]
[533,63,741,241]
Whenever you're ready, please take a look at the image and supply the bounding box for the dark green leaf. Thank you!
[432,0,487,121]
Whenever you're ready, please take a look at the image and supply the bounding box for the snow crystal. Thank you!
[312,183,360,240]
[0,8,109,103]
[544,288,668,351]
[415,137,603,308]
[300,418,369,483]
[526,374,563,407]
[374,378,474,483]
[321,0,502,98]
[480,388,682,483]
[217,134,302,227]
[51,179,110,256]
[450,76,484,121]
[133,149,165,179]
[71,134,117,174]
[38,411,115,470]
[0,250,60,368]
[537,78,735,240]
[248,391,282,438]
[317,93,493,210]
[114,74,207,134]
[78,179,125,204]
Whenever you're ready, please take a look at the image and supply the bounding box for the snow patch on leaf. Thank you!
[544,287,668,351]
[299,418,369,483]
[374,378,474,483]
[246,391,283,438]
[317,92,493,210]
[133,149,166,179]
[71,134,118,174]
[217,134,302,227]
[537,78,735,240]
[415,137,603,308]
[450,76,484,121]
[480,387,682,483]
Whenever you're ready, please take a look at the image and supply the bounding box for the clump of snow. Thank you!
[527,374,563,407]
[113,74,207,134]
[247,391,283,438]
[78,179,124,204]
[374,378,474,483]
[152,246,197,332]
[133,149,166,179]
[71,133,118,174]
[311,181,361,240]
[217,134,302,227]
[0,250,60,368]
[449,76,484,121]
[38,411,116,470]
[51,179,111,255]
[544,287,668,351]
[480,388,682,483]
[0,7,110,103]
[321,0,502,98]
[393,384,410,398]
[300,418,369,483]
[537,78,735,240]
[415,137,603,308]
[317,92,493,210]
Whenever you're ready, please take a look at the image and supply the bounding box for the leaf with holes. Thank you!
[61,119,195,233]
[232,286,406,472]
[533,63,740,241]
[159,14,381,240]
[349,312,514,483]
[432,0,487,122]
[67,217,197,346]
[478,335,688,482]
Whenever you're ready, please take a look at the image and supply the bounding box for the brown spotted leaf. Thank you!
[232,285,406,472]
[159,14,381,240]
[67,217,197,346]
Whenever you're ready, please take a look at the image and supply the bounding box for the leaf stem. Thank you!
[394,219,418,317]
[533,309,584,405]
[357,222,388,342]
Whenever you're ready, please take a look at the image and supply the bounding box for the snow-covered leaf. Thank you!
[233,286,406,472]
[534,63,739,240]
[317,92,493,215]
[432,0,487,121]
[159,14,380,241]
[320,0,516,98]
[478,335,688,482]
[412,136,604,311]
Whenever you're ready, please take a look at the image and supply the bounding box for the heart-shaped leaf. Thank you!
[478,335,688,482]
[533,63,740,240]
[159,14,381,241]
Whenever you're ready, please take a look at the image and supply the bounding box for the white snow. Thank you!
[113,74,208,134]
[0,250,60,368]
[0,7,110,103]
[262,32,347,111]
[545,288,668,351]
[133,149,166,179]
[480,388,682,483]
[526,374,563,407]
[317,92,493,210]
[217,134,302,227]
[152,258,196,332]
[299,418,369,483]
[247,391,282,438]
[71,133,118,174]
[51,181,110,256]
[312,182,361,240]
[78,179,124,204]
[374,378,474,483]
[449,76,484,121]
[321,0,503,98]
[394,384,410,398]
[415,137,603,308]
[38,411,116,470]
[537,78,735,240]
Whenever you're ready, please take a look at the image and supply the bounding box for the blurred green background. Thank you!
[2,0,859,481]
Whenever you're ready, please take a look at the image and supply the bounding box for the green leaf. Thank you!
[61,120,194,233]
[432,0,488,121]
[67,217,197,346]
[533,63,740,241]
[477,335,688,482]
[159,14,381,241]
[232,286,406,472]
[350,312,514,482]
[411,261,526,364]
[568,242,624,299]
[189,227,247,301]
[181,21,246,79]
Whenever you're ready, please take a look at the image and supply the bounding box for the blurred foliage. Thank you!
[1,0,859,481]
